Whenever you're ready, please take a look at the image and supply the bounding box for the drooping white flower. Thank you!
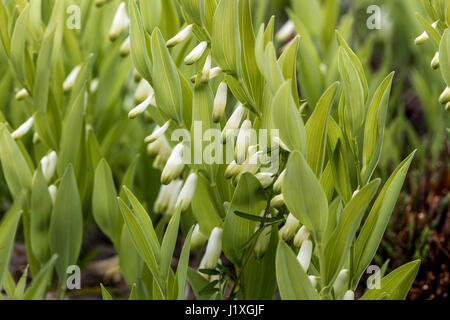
[236,120,252,164]
[120,36,131,57]
[11,117,34,140]
[109,2,130,41]
[165,180,183,217]
[333,269,350,299]
[63,65,81,92]
[184,41,208,65]
[275,20,295,43]
[273,169,286,193]
[431,51,440,69]
[154,180,182,214]
[270,194,284,208]
[90,78,99,94]
[40,151,57,182]
[201,227,223,270]
[145,121,170,144]
[128,93,155,119]
[297,239,313,272]
[293,225,310,247]
[213,81,228,123]
[221,104,246,142]
[439,87,450,105]
[48,185,57,204]
[272,136,290,152]
[255,172,275,189]
[343,290,355,300]
[414,31,429,45]
[166,24,194,48]
[191,224,208,250]
[279,213,299,241]
[175,172,198,212]
[161,143,185,184]
[15,88,29,101]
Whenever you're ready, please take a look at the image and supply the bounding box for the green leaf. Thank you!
[187,267,214,300]
[323,179,380,285]
[305,82,339,177]
[338,47,365,137]
[353,151,416,285]
[360,260,421,300]
[417,13,441,50]
[212,0,241,76]
[361,72,394,185]
[100,284,113,300]
[160,206,182,281]
[223,173,266,266]
[93,159,120,244]
[276,241,319,300]
[283,151,328,240]
[439,29,450,88]
[24,254,58,300]
[118,197,165,296]
[0,124,33,198]
[151,28,183,124]
[49,165,83,282]
[0,199,23,288]
[175,225,194,300]
[129,0,153,82]
[9,6,29,85]
[57,88,85,176]
[272,81,306,154]
[30,166,53,264]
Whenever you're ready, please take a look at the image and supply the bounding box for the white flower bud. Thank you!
[224,160,241,179]
[272,136,290,152]
[128,93,155,119]
[273,169,286,193]
[184,41,208,65]
[208,67,223,80]
[201,55,212,82]
[32,132,40,144]
[166,24,194,48]
[161,143,185,184]
[154,180,181,214]
[202,227,223,270]
[293,225,310,247]
[145,121,170,143]
[48,185,57,204]
[40,151,57,182]
[270,194,284,208]
[414,31,429,45]
[255,172,275,189]
[236,120,252,164]
[109,2,130,41]
[63,65,81,92]
[15,88,29,101]
[275,20,295,43]
[213,81,228,123]
[135,79,153,104]
[279,213,299,241]
[297,239,313,272]
[343,290,355,300]
[254,226,272,259]
[333,269,350,299]
[165,180,183,217]
[431,52,440,69]
[191,224,208,250]
[221,104,246,142]
[120,36,131,57]
[90,78,99,94]
[439,87,450,105]
[309,275,319,288]
[11,117,34,139]
[176,172,198,212]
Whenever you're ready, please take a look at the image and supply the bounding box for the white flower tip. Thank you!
[128,94,154,119]
[167,24,194,48]
[145,121,170,143]
[11,117,34,140]
[184,41,208,65]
